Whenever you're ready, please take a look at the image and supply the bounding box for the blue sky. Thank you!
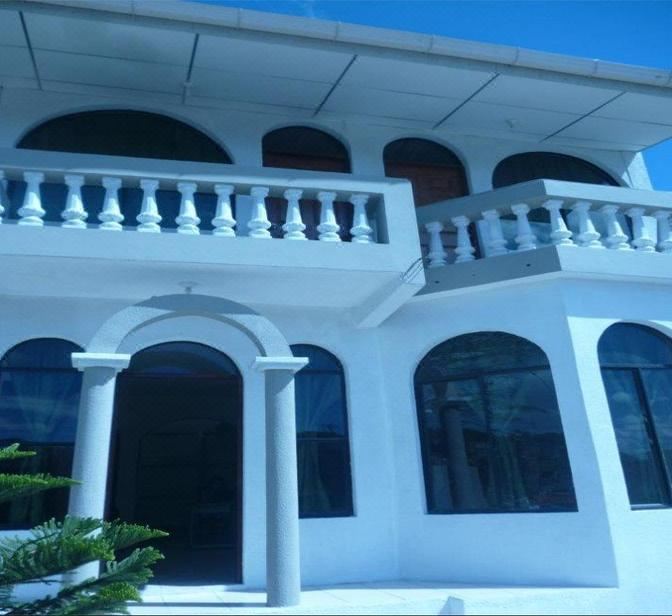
[197,1,672,189]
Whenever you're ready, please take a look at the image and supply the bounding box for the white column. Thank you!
[212,184,236,237]
[68,352,131,581]
[350,193,373,244]
[654,211,672,254]
[317,191,341,242]
[543,199,574,246]
[600,205,631,250]
[61,174,88,229]
[0,170,6,224]
[18,171,45,226]
[425,221,447,268]
[511,202,536,251]
[248,186,271,239]
[482,209,508,256]
[99,177,124,231]
[136,179,161,232]
[450,215,475,263]
[571,201,603,248]
[254,356,309,608]
[626,207,656,252]
[282,189,306,240]
[176,181,200,235]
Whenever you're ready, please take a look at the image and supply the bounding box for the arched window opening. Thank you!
[493,152,618,189]
[263,127,352,241]
[415,332,576,514]
[599,323,672,508]
[291,344,353,518]
[0,338,83,528]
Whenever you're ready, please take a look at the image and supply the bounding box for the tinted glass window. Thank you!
[415,332,577,513]
[127,342,239,377]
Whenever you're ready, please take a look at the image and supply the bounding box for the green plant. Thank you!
[0,444,167,615]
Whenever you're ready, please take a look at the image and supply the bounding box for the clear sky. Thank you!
[197,0,672,189]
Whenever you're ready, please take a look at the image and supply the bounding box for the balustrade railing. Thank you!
[415,179,672,268]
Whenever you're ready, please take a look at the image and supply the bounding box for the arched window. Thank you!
[291,344,353,518]
[599,323,672,508]
[493,152,618,189]
[383,138,468,207]
[415,332,576,514]
[0,338,83,528]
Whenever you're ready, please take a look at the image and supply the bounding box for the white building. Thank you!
[1,1,672,613]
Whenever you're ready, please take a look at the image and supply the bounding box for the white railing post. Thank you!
[350,193,373,244]
[136,179,161,233]
[18,171,45,226]
[248,186,271,239]
[482,209,508,256]
[543,199,574,246]
[450,215,475,262]
[317,191,341,242]
[425,221,447,268]
[212,184,236,237]
[654,211,672,254]
[511,203,536,251]
[61,174,88,229]
[99,177,124,231]
[626,207,656,252]
[600,204,631,250]
[176,181,200,235]
[282,189,306,240]
[571,201,603,248]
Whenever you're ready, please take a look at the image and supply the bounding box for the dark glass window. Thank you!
[291,344,353,518]
[0,338,83,528]
[415,332,577,514]
[599,323,672,507]
[492,152,618,189]
[127,341,239,377]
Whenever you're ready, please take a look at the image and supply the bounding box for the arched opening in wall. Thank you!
[108,342,242,584]
[414,332,577,514]
[0,339,83,529]
[262,126,352,240]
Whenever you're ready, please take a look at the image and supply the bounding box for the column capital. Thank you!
[253,356,309,373]
[72,352,131,372]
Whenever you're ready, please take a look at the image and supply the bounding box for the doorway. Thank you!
[107,342,242,584]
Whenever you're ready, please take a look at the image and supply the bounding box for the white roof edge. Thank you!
[11,0,672,89]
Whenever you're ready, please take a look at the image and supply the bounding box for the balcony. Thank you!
[0,148,423,326]
[415,179,672,296]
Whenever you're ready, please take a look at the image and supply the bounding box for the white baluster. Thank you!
[212,184,236,237]
[425,221,447,268]
[176,182,200,235]
[18,171,46,226]
[626,207,656,252]
[543,199,574,246]
[0,170,6,224]
[350,193,373,244]
[317,191,341,242]
[654,211,672,254]
[482,209,508,256]
[450,215,475,263]
[600,204,631,250]
[248,186,271,239]
[282,189,306,240]
[136,179,161,232]
[99,177,124,231]
[571,201,603,248]
[61,174,88,229]
[511,203,536,251]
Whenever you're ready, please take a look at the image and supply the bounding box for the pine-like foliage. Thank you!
[0,444,167,615]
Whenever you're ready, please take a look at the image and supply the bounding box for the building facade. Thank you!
[1,1,672,613]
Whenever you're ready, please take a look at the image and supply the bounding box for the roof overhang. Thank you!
[2,0,672,152]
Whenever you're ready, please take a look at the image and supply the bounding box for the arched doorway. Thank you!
[107,342,242,584]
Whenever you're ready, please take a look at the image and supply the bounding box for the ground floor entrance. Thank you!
[106,342,242,584]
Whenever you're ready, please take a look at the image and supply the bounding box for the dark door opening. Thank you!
[107,343,242,585]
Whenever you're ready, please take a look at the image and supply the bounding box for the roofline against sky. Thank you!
[8,0,672,91]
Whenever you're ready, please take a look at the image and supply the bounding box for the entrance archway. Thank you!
[107,342,242,584]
